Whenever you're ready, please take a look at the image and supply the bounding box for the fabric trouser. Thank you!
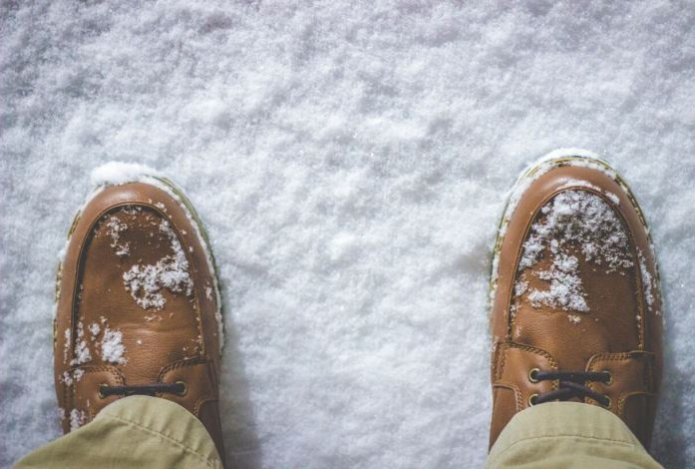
[487,401,663,468]
[15,396,223,469]
[16,397,662,468]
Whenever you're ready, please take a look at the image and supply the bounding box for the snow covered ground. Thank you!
[1,1,694,467]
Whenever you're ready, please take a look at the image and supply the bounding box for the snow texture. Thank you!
[1,1,695,468]
[100,327,127,365]
[91,161,162,187]
[527,252,589,312]
[520,190,633,273]
[71,322,92,366]
[122,219,194,310]
[105,215,130,258]
[519,190,633,313]
[69,409,86,433]
[88,323,100,338]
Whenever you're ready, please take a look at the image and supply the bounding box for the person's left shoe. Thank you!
[53,167,225,460]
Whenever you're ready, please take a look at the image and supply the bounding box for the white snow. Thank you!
[90,162,161,187]
[527,252,590,312]
[639,250,660,316]
[521,190,633,273]
[558,178,602,193]
[70,322,92,366]
[122,220,194,310]
[1,2,694,468]
[73,369,85,382]
[100,327,127,365]
[518,190,633,313]
[62,329,71,364]
[88,323,100,338]
[105,215,128,256]
[61,371,73,387]
[61,369,85,386]
[514,280,528,297]
[69,409,86,433]
[605,192,621,206]
[557,179,621,207]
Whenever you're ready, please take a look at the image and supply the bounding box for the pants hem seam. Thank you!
[103,413,219,468]
[489,434,640,467]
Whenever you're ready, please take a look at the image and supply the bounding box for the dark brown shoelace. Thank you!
[531,370,611,406]
[99,382,186,398]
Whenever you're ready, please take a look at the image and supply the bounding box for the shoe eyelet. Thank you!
[602,396,612,408]
[98,383,108,399]
[175,380,187,396]
[603,370,613,385]
[528,368,540,383]
[528,393,539,407]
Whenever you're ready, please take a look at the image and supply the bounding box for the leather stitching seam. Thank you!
[158,357,209,377]
[586,353,654,414]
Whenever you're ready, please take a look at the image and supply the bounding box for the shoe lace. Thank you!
[99,381,186,398]
[530,370,611,407]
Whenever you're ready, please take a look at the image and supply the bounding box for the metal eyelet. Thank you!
[175,380,188,396]
[603,396,612,408]
[528,368,540,383]
[528,393,539,407]
[98,383,108,399]
[603,370,613,385]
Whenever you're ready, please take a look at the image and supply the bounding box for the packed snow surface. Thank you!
[1,1,695,468]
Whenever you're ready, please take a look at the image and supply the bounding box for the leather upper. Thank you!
[489,156,663,450]
[53,180,225,460]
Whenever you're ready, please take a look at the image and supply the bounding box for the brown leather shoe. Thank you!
[53,169,225,461]
[489,150,663,450]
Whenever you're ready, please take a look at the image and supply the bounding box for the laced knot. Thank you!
[529,369,611,407]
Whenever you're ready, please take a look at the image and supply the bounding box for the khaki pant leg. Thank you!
[486,401,663,469]
[15,395,223,469]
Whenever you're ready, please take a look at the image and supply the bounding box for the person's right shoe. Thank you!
[489,150,663,450]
